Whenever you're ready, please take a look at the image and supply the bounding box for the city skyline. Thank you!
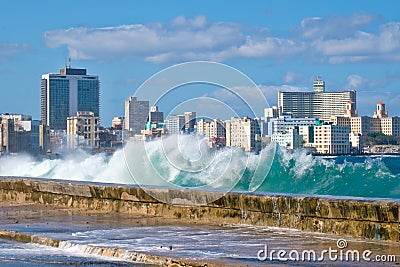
[1,1,400,125]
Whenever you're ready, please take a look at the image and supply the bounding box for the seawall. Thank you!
[0,177,399,243]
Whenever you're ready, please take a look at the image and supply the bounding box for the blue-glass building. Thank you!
[41,67,100,130]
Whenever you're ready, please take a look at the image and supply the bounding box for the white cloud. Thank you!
[345,74,367,90]
[299,13,375,40]
[314,22,400,63]
[43,15,305,63]
[44,16,246,62]
[43,14,400,64]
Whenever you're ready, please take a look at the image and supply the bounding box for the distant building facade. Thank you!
[314,123,351,154]
[149,106,164,123]
[278,78,356,120]
[111,117,124,130]
[331,101,400,136]
[66,111,99,148]
[124,96,149,134]
[271,127,303,150]
[165,115,186,134]
[196,118,226,147]
[184,112,196,133]
[0,114,49,154]
[266,116,318,137]
[41,67,100,130]
[225,117,261,152]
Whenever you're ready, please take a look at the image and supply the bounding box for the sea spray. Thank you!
[0,137,399,199]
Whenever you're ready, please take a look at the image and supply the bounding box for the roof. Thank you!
[378,101,385,105]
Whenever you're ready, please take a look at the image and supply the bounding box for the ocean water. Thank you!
[0,135,399,199]
[0,136,399,266]
[1,222,399,266]
[0,239,153,266]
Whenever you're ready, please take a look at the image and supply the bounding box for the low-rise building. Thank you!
[265,116,318,137]
[66,111,99,149]
[196,119,226,148]
[298,125,314,146]
[271,127,303,150]
[0,114,49,155]
[226,116,261,152]
[314,123,351,155]
[332,102,400,137]
[350,132,363,154]
[111,117,124,130]
[165,115,186,134]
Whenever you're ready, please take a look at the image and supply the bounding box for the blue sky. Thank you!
[1,1,400,125]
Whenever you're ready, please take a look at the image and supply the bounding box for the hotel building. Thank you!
[278,77,356,120]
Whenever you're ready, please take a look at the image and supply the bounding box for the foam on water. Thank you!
[0,135,399,199]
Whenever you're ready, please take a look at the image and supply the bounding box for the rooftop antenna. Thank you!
[67,56,72,68]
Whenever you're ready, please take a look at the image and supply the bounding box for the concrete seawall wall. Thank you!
[0,177,399,242]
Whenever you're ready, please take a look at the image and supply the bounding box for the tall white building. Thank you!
[265,116,318,137]
[278,78,356,120]
[124,96,149,134]
[41,67,100,130]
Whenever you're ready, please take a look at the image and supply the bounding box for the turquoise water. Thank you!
[244,149,400,199]
[0,138,399,200]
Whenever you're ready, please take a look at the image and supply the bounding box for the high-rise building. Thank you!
[124,96,149,134]
[41,67,100,130]
[278,78,356,120]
